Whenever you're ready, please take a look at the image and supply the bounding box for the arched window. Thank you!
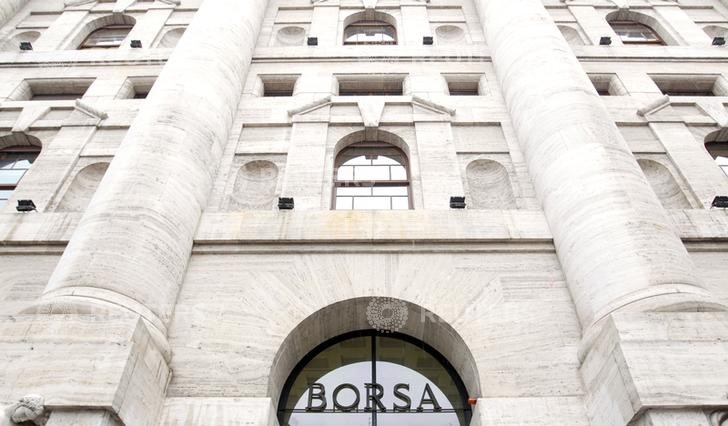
[334,142,410,210]
[344,19,396,45]
[80,25,133,49]
[609,21,664,45]
[278,331,472,426]
[0,146,40,207]
[706,141,728,177]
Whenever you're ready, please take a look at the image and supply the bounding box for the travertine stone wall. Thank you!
[38,0,269,332]
[1,0,728,425]
[475,0,723,337]
[0,0,28,29]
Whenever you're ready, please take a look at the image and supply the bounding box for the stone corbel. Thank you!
[287,96,332,117]
[73,99,109,127]
[637,94,670,117]
[411,95,456,116]
[362,0,377,10]
[1,395,47,426]
[358,98,386,141]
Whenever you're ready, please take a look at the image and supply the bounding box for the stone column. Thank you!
[0,0,28,29]
[35,0,269,338]
[473,0,723,342]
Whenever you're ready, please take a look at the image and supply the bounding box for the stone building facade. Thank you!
[0,0,728,425]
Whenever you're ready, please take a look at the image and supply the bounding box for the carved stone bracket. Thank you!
[1,395,46,426]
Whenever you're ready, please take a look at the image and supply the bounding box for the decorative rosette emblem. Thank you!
[366,297,408,333]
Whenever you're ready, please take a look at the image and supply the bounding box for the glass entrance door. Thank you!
[278,331,471,426]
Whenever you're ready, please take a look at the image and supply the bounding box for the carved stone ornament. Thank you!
[0,395,47,426]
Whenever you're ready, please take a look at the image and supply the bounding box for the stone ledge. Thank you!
[2,209,727,244]
[194,210,553,242]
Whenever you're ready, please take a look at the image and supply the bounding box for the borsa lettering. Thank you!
[305,383,442,412]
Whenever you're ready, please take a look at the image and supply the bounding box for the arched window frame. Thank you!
[333,141,411,210]
[0,145,41,208]
[70,15,137,50]
[80,24,134,49]
[277,330,473,426]
[344,20,397,45]
[609,20,665,45]
[343,11,398,46]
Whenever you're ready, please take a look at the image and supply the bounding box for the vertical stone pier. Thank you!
[474,1,728,425]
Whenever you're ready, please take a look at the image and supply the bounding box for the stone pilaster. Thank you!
[0,0,28,29]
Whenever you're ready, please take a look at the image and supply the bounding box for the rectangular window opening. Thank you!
[650,74,726,97]
[261,74,299,97]
[336,74,405,96]
[588,73,626,96]
[130,76,156,99]
[443,74,482,96]
[11,78,95,101]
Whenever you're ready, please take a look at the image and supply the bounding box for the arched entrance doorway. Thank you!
[278,330,472,425]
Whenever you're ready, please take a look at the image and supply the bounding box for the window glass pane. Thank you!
[12,159,32,169]
[372,155,399,165]
[82,26,132,48]
[354,196,391,210]
[337,166,354,181]
[0,152,37,169]
[335,197,353,210]
[354,165,390,181]
[372,186,408,196]
[342,155,371,166]
[390,166,407,180]
[611,22,661,43]
[391,197,410,210]
[715,155,728,165]
[337,187,372,196]
[0,170,25,185]
[0,189,12,200]
[281,336,372,414]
